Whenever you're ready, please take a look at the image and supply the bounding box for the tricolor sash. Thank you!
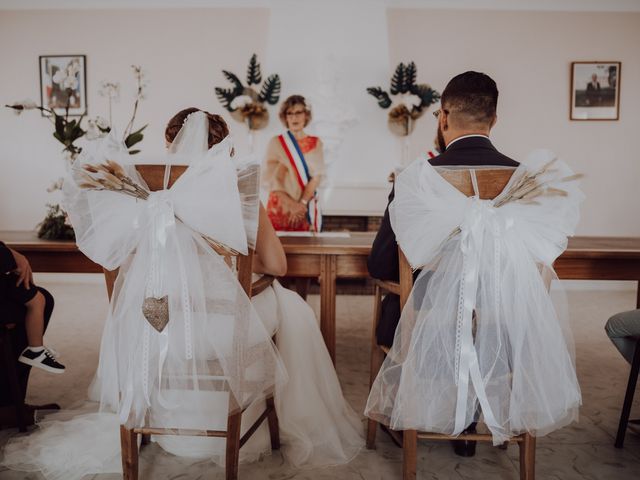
[278,131,322,232]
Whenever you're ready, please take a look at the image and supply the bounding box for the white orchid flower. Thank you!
[99,81,121,100]
[85,117,110,140]
[95,116,109,129]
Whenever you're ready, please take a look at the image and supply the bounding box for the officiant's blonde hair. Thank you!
[165,107,229,148]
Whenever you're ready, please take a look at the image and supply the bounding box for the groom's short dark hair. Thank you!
[441,71,498,127]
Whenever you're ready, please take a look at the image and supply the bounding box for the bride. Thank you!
[1,108,363,478]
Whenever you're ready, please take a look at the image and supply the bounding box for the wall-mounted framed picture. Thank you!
[570,61,620,121]
[39,54,87,116]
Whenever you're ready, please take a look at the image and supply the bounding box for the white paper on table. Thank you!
[276,231,351,238]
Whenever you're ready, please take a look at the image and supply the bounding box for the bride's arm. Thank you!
[253,203,287,276]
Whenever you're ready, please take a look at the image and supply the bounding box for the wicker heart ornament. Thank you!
[142,296,169,332]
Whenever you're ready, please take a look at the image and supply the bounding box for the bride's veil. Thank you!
[166,110,260,250]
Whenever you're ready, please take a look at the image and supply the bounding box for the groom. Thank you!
[368,71,519,457]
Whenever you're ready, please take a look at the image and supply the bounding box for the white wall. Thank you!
[0,4,639,236]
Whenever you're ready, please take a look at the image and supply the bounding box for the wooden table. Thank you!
[3,231,640,363]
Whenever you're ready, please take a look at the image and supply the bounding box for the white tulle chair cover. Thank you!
[63,111,286,428]
[365,151,584,445]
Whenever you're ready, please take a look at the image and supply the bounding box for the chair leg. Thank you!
[518,433,536,480]
[402,429,417,480]
[2,329,27,433]
[366,340,384,449]
[367,285,384,449]
[615,339,640,448]
[226,411,242,480]
[120,425,139,480]
[266,395,280,450]
[366,418,379,450]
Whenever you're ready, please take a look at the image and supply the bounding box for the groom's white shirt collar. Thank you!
[446,134,489,149]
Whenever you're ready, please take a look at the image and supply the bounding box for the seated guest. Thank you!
[367,71,519,456]
[0,242,62,374]
[605,309,640,363]
[262,95,325,232]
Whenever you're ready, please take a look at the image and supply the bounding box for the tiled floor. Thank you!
[1,274,639,479]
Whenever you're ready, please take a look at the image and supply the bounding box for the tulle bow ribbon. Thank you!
[63,131,258,423]
[384,151,583,442]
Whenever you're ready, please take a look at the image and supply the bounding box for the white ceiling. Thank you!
[1,0,639,12]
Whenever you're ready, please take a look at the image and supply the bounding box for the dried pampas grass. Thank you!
[77,160,150,200]
[493,158,583,208]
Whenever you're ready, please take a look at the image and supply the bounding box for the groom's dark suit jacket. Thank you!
[368,136,519,347]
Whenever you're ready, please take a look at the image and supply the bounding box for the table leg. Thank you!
[320,255,337,364]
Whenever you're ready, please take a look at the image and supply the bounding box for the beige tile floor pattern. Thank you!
[1,274,639,479]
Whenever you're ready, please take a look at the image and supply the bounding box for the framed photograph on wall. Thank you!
[39,55,87,116]
[570,61,620,121]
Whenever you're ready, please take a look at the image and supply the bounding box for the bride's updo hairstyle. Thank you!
[165,107,229,149]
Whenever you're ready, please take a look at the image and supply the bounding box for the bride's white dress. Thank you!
[154,279,363,468]
[1,113,362,479]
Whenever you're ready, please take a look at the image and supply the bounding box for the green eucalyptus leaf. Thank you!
[130,124,147,136]
[125,132,144,148]
[54,115,64,137]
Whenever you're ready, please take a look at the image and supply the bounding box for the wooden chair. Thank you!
[103,165,280,480]
[0,323,28,432]
[367,167,539,480]
[614,336,640,448]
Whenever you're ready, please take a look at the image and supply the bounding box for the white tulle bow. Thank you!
[62,120,283,428]
[367,150,584,444]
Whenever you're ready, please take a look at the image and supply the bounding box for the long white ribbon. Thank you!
[137,191,193,413]
[452,196,501,439]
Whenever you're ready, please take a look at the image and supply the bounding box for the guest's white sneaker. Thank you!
[18,347,65,374]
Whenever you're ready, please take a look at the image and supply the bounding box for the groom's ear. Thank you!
[489,114,497,130]
[440,110,449,131]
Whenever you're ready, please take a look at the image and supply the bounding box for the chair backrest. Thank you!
[397,167,517,307]
[435,167,515,199]
[103,164,254,300]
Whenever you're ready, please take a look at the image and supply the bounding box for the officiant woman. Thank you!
[262,95,325,232]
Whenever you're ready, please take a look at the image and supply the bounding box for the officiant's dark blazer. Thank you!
[0,241,54,408]
[368,136,519,347]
